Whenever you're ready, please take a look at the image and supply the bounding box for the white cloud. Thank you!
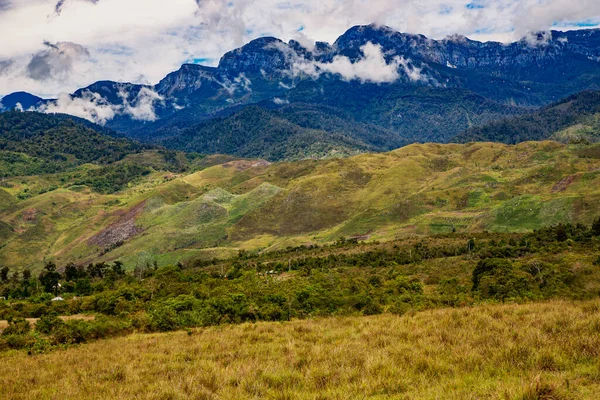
[273,97,289,105]
[38,90,117,124]
[0,0,599,97]
[317,43,402,83]
[327,44,393,82]
[288,42,425,84]
[217,73,253,95]
[119,86,164,121]
[37,85,164,124]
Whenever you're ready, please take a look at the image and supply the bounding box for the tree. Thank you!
[555,224,568,242]
[87,262,107,279]
[592,217,600,237]
[22,268,31,281]
[39,262,61,294]
[112,261,125,277]
[0,266,9,283]
[472,258,533,300]
[64,263,79,281]
[472,258,512,290]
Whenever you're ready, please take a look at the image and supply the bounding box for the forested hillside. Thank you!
[454,91,600,144]
[0,111,148,176]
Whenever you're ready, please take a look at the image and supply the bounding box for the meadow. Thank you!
[1,300,599,399]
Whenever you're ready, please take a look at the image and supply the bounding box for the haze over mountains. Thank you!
[2,24,600,160]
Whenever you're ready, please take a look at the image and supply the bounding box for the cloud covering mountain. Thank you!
[1,0,599,98]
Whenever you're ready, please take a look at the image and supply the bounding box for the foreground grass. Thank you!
[1,301,600,399]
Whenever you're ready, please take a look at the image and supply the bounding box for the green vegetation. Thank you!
[0,111,151,176]
[152,89,524,162]
[157,105,379,161]
[2,141,600,271]
[1,221,600,398]
[1,220,599,349]
[454,90,600,144]
[1,121,600,397]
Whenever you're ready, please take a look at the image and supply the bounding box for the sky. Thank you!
[0,0,599,98]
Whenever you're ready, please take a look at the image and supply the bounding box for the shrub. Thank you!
[472,258,513,290]
[52,320,91,344]
[148,306,180,332]
[35,313,64,335]
[2,317,31,336]
[473,259,534,300]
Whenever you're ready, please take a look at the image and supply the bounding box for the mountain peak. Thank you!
[0,92,44,111]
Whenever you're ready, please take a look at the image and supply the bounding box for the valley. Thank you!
[2,12,600,399]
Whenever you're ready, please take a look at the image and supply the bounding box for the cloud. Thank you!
[0,0,599,97]
[54,0,99,15]
[118,86,164,121]
[316,43,404,83]
[27,41,90,81]
[273,97,289,105]
[37,85,164,124]
[38,90,117,124]
[0,59,12,74]
[288,42,426,84]
[522,30,553,47]
[512,0,600,37]
[217,73,252,95]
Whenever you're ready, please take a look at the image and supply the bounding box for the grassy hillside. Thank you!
[1,141,600,270]
[2,300,600,399]
[454,91,600,144]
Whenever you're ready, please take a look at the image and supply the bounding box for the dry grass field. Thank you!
[1,300,599,399]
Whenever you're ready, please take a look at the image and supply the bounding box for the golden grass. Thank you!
[2,301,600,399]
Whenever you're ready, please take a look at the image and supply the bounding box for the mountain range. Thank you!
[2,24,600,160]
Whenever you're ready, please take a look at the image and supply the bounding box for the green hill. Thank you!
[0,111,148,176]
[454,91,600,144]
[1,140,600,270]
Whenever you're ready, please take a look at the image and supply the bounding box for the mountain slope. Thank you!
[153,105,375,161]
[453,91,600,144]
[148,102,414,161]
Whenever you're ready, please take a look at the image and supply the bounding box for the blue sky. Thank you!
[0,0,599,97]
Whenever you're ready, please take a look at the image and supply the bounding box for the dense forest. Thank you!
[1,220,599,352]
[146,87,524,161]
[0,111,148,176]
[153,105,378,161]
[454,90,600,144]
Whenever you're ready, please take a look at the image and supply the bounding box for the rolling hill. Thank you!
[1,140,600,270]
